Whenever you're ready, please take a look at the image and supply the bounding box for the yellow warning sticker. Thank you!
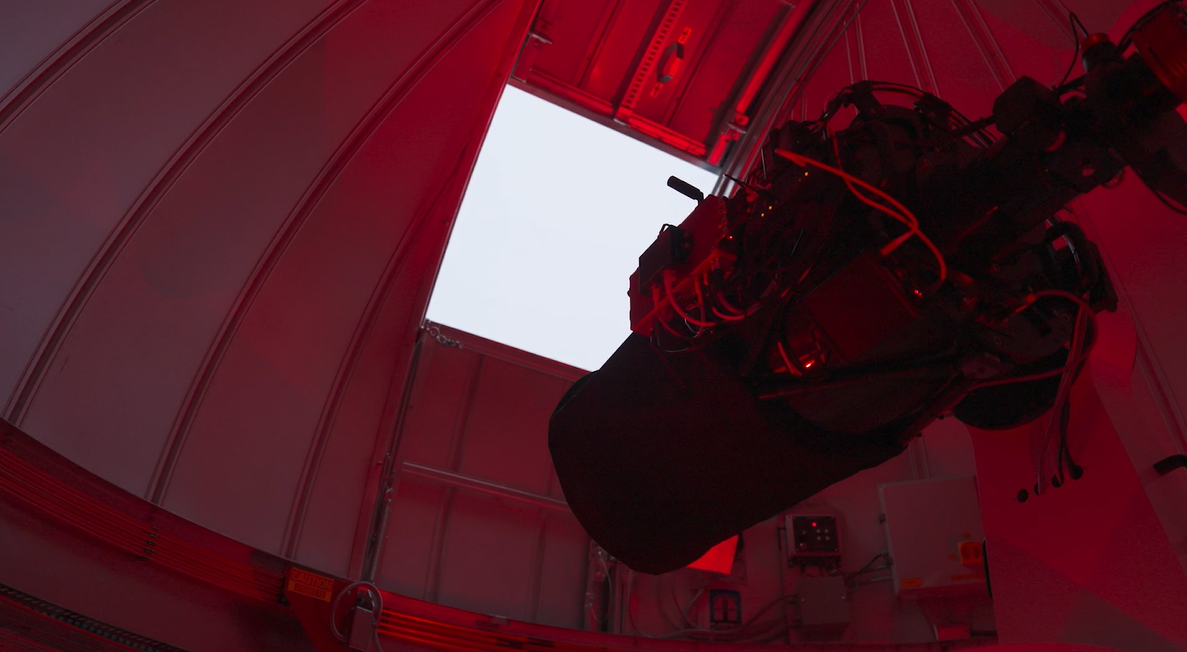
[287,568,334,602]
[901,578,922,588]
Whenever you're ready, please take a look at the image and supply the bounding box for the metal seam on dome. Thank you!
[4,0,370,431]
[0,0,156,137]
[282,155,477,558]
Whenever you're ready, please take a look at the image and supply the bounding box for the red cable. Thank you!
[775,341,798,376]
[775,145,948,281]
[663,271,717,328]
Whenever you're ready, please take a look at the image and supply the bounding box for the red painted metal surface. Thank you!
[0,418,286,604]
[285,571,1004,652]
[0,582,189,652]
[513,0,813,166]
[968,372,1187,646]
[0,0,539,581]
[0,416,311,651]
[2,0,1187,649]
[0,413,984,651]
[374,323,588,628]
[0,443,282,602]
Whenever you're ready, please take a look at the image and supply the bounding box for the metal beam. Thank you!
[401,461,571,514]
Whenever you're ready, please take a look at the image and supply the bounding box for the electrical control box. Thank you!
[878,477,986,597]
[785,514,841,567]
[795,575,850,635]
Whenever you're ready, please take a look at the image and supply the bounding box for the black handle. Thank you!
[667,176,704,202]
[1154,454,1187,475]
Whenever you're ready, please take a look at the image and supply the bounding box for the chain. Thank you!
[426,325,462,349]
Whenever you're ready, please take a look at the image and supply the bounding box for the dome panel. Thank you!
[0,0,331,412]
[160,0,537,558]
[0,0,115,100]
[0,0,538,570]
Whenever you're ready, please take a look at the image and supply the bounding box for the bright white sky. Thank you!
[426,86,719,371]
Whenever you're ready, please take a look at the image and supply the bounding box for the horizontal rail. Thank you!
[401,461,570,513]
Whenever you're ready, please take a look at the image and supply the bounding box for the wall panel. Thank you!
[535,515,593,627]
[436,493,544,619]
[20,22,347,495]
[455,357,571,496]
[160,0,536,556]
[0,0,330,412]
[0,0,539,571]
[379,475,450,598]
[0,0,121,101]
[376,324,587,628]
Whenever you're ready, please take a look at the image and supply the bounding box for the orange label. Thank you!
[901,578,922,588]
[287,568,334,602]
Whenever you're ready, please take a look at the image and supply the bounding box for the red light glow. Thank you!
[686,536,739,574]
